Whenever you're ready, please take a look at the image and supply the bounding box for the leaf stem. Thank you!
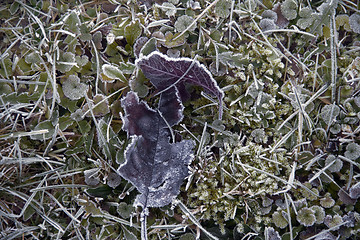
[141,208,148,240]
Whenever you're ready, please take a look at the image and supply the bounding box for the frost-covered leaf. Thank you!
[30,120,55,140]
[349,182,360,199]
[297,7,315,29]
[118,91,195,208]
[64,11,81,34]
[130,71,149,98]
[102,64,126,82]
[57,52,76,73]
[175,15,196,32]
[217,52,248,68]
[84,169,100,186]
[161,2,177,17]
[215,0,232,18]
[320,104,340,126]
[345,143,360,160]
[259,18,277,33]
[163,32,186,48]
[125,19,142,46]
[25,52,41,64]
[281,0,298,21]
[136,51,224,118]
[309,0,338,35]
[349,14,360,34]
[62,75,88,100]
[138,37,158,58]
[335,14,351,31]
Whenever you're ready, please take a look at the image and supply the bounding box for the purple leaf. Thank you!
[136,51,224,118]
[118,91,195,208]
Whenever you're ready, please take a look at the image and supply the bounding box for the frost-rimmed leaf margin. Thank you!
[135,51,224,119]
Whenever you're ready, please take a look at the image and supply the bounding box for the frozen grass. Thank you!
[1,0,360,239]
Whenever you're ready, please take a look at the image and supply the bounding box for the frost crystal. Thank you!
[62,75,88,100]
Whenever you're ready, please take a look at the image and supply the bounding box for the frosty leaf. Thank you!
[215,0,232,19]
[62,75,88,100]
[57,52,76,73]
[175,15,196,32]
[161,2,177,17]
[134,37,149,58]
[118,91,195,208]
[335,14,351,31]
[163,32,186,48]
[260,19,277,33]
[309,0,338,35]
[102,64,126,82]
[25,52,41,64]
[349,14,360,34]
[30,120,55,140]
[281,0,298,21]
[320,104,340,126]
[136,51,224,118]
[125,19,142,46]
[217,52,248,68]
[64,11,81,34]
[297,7,315,29]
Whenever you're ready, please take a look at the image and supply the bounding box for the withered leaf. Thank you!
[118,90,194,208]
[136,51,224,118]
